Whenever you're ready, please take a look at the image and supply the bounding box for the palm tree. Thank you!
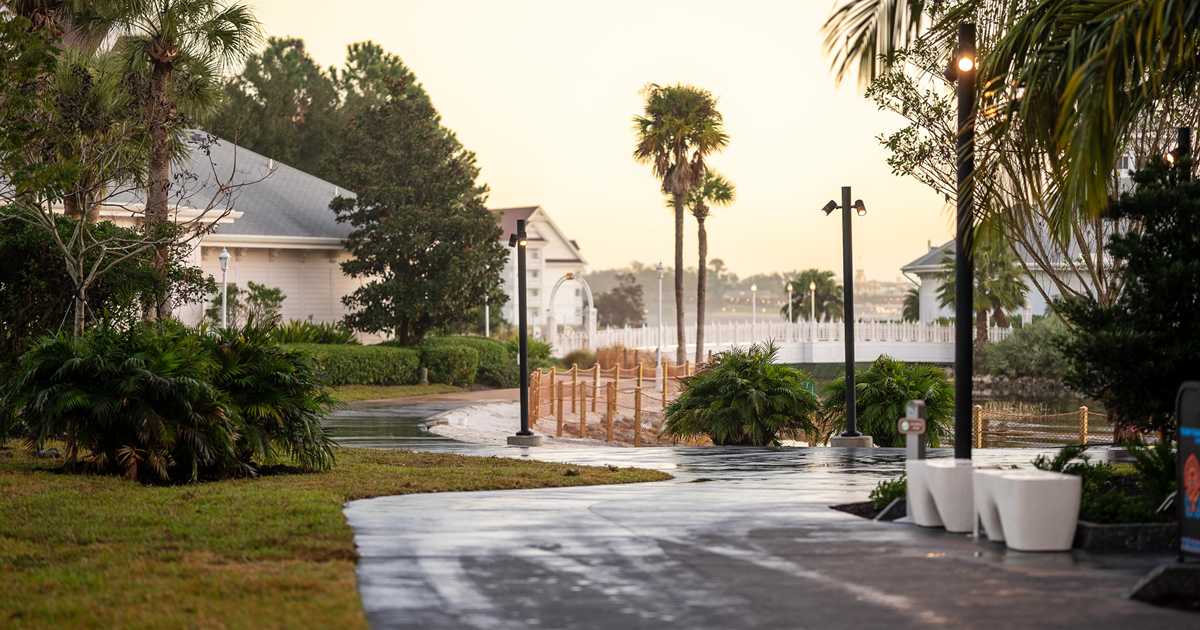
[685,172,735,364]
[114,0,259,319]
[937,243,1027,346]
[7,0,134,50]
[634,84,728,363]
[781,269,843,322]
[902,286,920,323]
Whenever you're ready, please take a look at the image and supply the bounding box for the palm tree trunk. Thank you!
[695,216,707,365]
[975,307,989,347]
[673,194,686,364]
[146,62,172,321]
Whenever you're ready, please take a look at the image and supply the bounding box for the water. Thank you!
[323,404,466,450]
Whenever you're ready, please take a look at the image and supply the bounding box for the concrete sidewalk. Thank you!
[344,446,1189,629]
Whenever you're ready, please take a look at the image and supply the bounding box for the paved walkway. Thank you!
[336,401,1190,629]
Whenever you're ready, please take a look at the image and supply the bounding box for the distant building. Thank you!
[495,206,589,338]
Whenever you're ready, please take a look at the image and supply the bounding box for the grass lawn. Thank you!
[330,383,461,403]
[0,444,670,628]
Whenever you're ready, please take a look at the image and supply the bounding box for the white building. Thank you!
[495,206,589,339]
[104,134,587,337]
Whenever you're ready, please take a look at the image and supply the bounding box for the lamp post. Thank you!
[809,280,816,323]
[483,295,490,338]
[821,188,872,447]
[218,247,231,329]
[949,22,977,459]
[655,261,664,364]
[507,220,541,446]
[786,281,793,323]
[750,283,758,337]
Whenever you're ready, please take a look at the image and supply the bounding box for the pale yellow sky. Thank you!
[246,0,952,280]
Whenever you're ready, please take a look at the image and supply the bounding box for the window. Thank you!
[531,250,540,260]
[574,288,580,297]
[531,270,539,279]
[529,288,539,297]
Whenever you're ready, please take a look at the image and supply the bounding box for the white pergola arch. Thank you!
[544,272,597,350]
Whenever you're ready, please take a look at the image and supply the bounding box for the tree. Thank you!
[1056,162,1200,437]
[781,269,843,322]
[902,286,920,323]
[685,171,735,363]
[823,355,954,447]
[326,74,507,345]
[633,84,728,363]
[113,0,259,319]
[937,240,1027,346]
[594,272,645,328]
[207,37,339,180]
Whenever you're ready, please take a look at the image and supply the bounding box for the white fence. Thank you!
[556,321,1013,364]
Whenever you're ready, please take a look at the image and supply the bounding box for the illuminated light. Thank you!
[957,56,975,73]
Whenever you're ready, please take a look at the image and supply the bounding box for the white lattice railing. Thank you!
[555,320,1013,355]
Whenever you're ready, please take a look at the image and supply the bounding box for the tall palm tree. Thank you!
[937,242,1027,346]
[782,269,843,322]
[685,171,735,364]
[634,84,728,363]
[114,0,259,319]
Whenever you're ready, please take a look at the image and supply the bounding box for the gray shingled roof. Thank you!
[901,240,953,272]
[106,131,354,239]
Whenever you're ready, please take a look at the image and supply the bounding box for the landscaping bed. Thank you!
[0,444,670,628]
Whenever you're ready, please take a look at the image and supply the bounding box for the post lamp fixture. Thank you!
[218,247,231,329]
[750,283,758,334]
[820,187,873,447]
[507,220,541,447]
[947,22,977,459]
[655,261,665,364]
[809,280,817,323]
[786,281,793,323]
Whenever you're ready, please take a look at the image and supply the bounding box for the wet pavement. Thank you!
[334,401,1192,629]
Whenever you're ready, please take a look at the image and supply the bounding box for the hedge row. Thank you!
[422,336,518,387]
[284,344,419,386]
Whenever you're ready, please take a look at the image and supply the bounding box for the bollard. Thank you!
[579,386,587,438]
[570,364,578,413]
[972,404,983,449]
[898,400,927,461]
[592,364,599,412]
[606,382,615,442]
[1078,405,1089,445]
[419,366,429,386]
[634,385,642,447]
[556,382,565,438]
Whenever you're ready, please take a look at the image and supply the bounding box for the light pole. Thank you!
[507,220,541,446]
[786,281,793,323]
[750,283,758,336]
[949,22,976,459]
[655,261,664,364]
[218,247,230,329]
[821,188,871,447]
[483,295,490,338]
[809,280,816,323]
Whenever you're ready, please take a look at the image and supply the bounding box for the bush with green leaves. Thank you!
[1032,443,1175,524]
[270,320,359,345]
[823,356,953,448]
[204,281,286,328]
[423,336,517,387]
[661,343,818,447]
[284,343,419,386]
[561,349,597,370]
[978,315,1071,380]
[12,323,236,483]
[870,475,907,511]
[421,344,480,387]
[506,337,554,372]
[207,324,336,472]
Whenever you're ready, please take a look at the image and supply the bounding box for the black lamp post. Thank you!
[950,22,977,459]
[507,219,541,446]
[822,187,870,445]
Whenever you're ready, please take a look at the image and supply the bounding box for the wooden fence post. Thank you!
[634,349,640,368]
[636,363,644,389]
[634,385,642,447]
[592,363,599,412]
[605,382,615,442]
[556,382,565,438]
[972,405,983,449]
[549,367,557,409]
[1078,405,1089,445]
[614,363,621,400]
[530,370,540,423]
[579,385,587,438]
[570,364,578,413]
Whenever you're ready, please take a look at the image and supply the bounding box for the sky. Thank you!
[245,0,953,281]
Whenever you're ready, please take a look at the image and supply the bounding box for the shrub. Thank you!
[870,475,907,511]
[561,349,596,369]
[12,323,237,483]
[505,337,554,372]
[270,320,359,345]
[662,343,819,447]
[823,356,953,448]
[204,281,286,328]
[207,324,336,472]
[978,315,1071,380]
[423,336,517,387]
[1033,444,1172,523]
[421,344,480,386]
[285,343,419,385]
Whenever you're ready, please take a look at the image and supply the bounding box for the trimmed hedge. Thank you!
[423,336,518,387]
[284,344,419,386]
[420,344,479,386]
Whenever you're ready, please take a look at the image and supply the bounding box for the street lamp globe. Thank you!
[957,54,975,73]
[218,247,230,272]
